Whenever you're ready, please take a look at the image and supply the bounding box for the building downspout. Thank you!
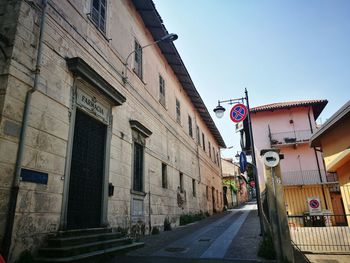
[1,1,48,260]
[308,107,328,209]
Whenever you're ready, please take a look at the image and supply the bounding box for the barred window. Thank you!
[91,0,106,33]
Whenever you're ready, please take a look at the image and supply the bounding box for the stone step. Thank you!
[38,237,132,258]
[48,232,124,247]
[35,242,144,263]
[54,227,112,238]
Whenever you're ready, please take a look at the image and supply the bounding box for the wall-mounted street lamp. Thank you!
[122,33,178,84]
[213,88,264,236]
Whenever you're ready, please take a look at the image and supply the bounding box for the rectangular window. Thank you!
[134,40,143,79]
[206,186,209,200]
[179,172,184,193]
[196,126,200,145]
[188,115,193,137]
[162,163,167,189]
[213,147,215,162]
[133,142,144,192]
[159,75,166,107]
[202,133,205,151]
[209,142,211,158]
[176,99,181,124]
[192,179,196,197]
[91,0,107,33]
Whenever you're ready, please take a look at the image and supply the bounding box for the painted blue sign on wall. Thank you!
[20,169,48,185]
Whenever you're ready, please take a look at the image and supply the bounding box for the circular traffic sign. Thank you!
[309,199,320,209]
[230,103,248,123]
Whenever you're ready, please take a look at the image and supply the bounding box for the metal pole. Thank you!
[245,88,264,236]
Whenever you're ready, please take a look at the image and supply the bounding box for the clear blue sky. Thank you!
[153,0,350,157]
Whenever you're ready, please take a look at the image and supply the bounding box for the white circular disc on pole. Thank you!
[263,151,280,167]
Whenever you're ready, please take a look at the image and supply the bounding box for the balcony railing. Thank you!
[282,170,338,186]
[270,130,312,147]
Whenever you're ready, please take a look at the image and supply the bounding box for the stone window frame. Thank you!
[202,132,205,151]
[129,120,152,196]
[208,141,211,158]
[188,115,193,138]
[134,40,143,80]
[161,162,167,189]
[90,0,107,34]
[179,172,184,193]
[176,98,181,124]
[192,179,196,197]
[159,74,166,107]
[196,125,200,145]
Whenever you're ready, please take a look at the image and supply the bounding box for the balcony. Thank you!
[270,130,312,147]
[282,170,338,186]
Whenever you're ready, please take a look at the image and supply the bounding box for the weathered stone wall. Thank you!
[0,0,224,260]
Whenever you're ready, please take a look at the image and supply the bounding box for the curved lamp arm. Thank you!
[122,33,178,84]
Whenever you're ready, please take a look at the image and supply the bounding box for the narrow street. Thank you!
[109,201,268,263]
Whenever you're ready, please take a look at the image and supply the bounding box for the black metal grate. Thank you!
[67,110,106,229]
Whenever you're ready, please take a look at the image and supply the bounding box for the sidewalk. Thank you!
[304,253,350,263]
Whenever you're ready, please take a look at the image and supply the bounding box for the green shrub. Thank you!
[164,217,172,231]
[258,234,276,260]
[15,250,34,263]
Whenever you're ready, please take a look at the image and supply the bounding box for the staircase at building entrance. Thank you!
[35,228,144,262]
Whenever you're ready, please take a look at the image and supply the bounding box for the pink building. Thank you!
[248,100,340,216]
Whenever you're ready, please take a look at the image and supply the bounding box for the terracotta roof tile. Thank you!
[251,99,328,119]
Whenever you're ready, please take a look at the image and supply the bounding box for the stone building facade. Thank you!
[0,0,225,260]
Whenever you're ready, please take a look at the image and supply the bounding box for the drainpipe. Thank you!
[308,107,328,209]
[1,1,48,260]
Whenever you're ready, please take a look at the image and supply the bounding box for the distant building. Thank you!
[221,158,250,208]
[0,0,225,261]
[248,100,341,218]
[311,100,350,225]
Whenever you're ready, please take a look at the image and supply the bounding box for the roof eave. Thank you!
[132,0,226,148]
[310,100,350,147]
